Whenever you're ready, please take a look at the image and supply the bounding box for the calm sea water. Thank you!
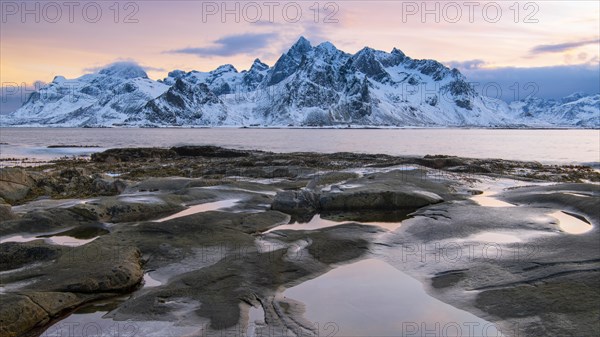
[0,128,598,165]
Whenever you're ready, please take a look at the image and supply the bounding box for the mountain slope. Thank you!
[510,93,600,127]
[140,79,227,125]
[3,38,598,128]
[4,62,169,127]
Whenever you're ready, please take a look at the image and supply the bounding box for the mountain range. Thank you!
[3,37,599,128]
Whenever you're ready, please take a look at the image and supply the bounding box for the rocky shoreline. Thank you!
[1,146,599,337]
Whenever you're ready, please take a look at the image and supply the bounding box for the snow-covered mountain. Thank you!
[4,62,169,127]
[509,92,600,128]
[2,38,598,128]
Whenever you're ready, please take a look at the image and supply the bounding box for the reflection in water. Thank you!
[265,215,343,233]
[42,297,204,337]
[0,279,35,294]
[266,211,408,233]
[563,192,592,198]
[468,232,523,243]
[0,225,108,247]
[320,183,363,192]
[41,311,201,337]
[467,230,556,244]
[202,185,278,196]
[43,236,97,247]
[471,191,515,207]
[12,198,94,214]
[143,272,162,288]
[246,303,265,337]
[0,235,98,247]
[154,199,240,222]
[550,211,593,234]
[282,258,500,337]
[118,195,165,204]
[38,226,109,239]
[0,234,38,244]
[321,209,412,229]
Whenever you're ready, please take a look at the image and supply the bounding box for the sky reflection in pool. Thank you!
[550,211,593,234]
[282,258,500,337]
[0,234,97,247]
[470,191,515,208]
[153,199,240,222]
[266,214,404,233]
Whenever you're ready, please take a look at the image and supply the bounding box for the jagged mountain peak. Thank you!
[250,58,269,71]
[287,36,313,58]
[52,75,66,84]
[167,69,186,79]
[315,41,337,52]
[97,62,148,79]
[293,36,311,48]
[355,46,376,55]
[561,92,588,103]
[213,64,238,73]
[5,37,596,128]
[314,41,347,61]
[391,48,405,57]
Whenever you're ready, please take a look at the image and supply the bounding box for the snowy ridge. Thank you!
[2,38,598,128]
[509,93,600,128]
[5,63,169,127]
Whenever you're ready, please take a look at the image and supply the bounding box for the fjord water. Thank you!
[1,128,599,165]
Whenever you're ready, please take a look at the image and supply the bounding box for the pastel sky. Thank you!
[1,0,599,99]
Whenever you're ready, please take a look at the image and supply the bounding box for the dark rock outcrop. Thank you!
[0,168,34,202]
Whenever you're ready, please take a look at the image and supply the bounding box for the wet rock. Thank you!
[320,209,413,223]
[416,155,467,169]
[59,167,89,180]
[402,203,556,241]
[108,223,376,331]
[320,189,442,211]
[92,176,127,195]
[96,209,288,275]
[0,238,144,335]
[171,145,250,158]
[0,247,136,336]
[69,195,185,223]
[319,170,448,212]
[500,183,600,224]
[238,211,290,233]
[91,147,177,163]
[307,171,359,190]
[389,187,600,337]
[38,223,110,240]
[0,201,16,221]
[0,208,100,237]
[475,272,600,337]
[431,270,468,289]
[33,170,128,200]
[0,241,64,271]
[3,147,600,336]
[130,177,195,192]
[272,190,320,218]
[21,291,91,317]
[0,293,48,337]
[0,168,34,203]
[305,225,376,264]
[11,243,144,294]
